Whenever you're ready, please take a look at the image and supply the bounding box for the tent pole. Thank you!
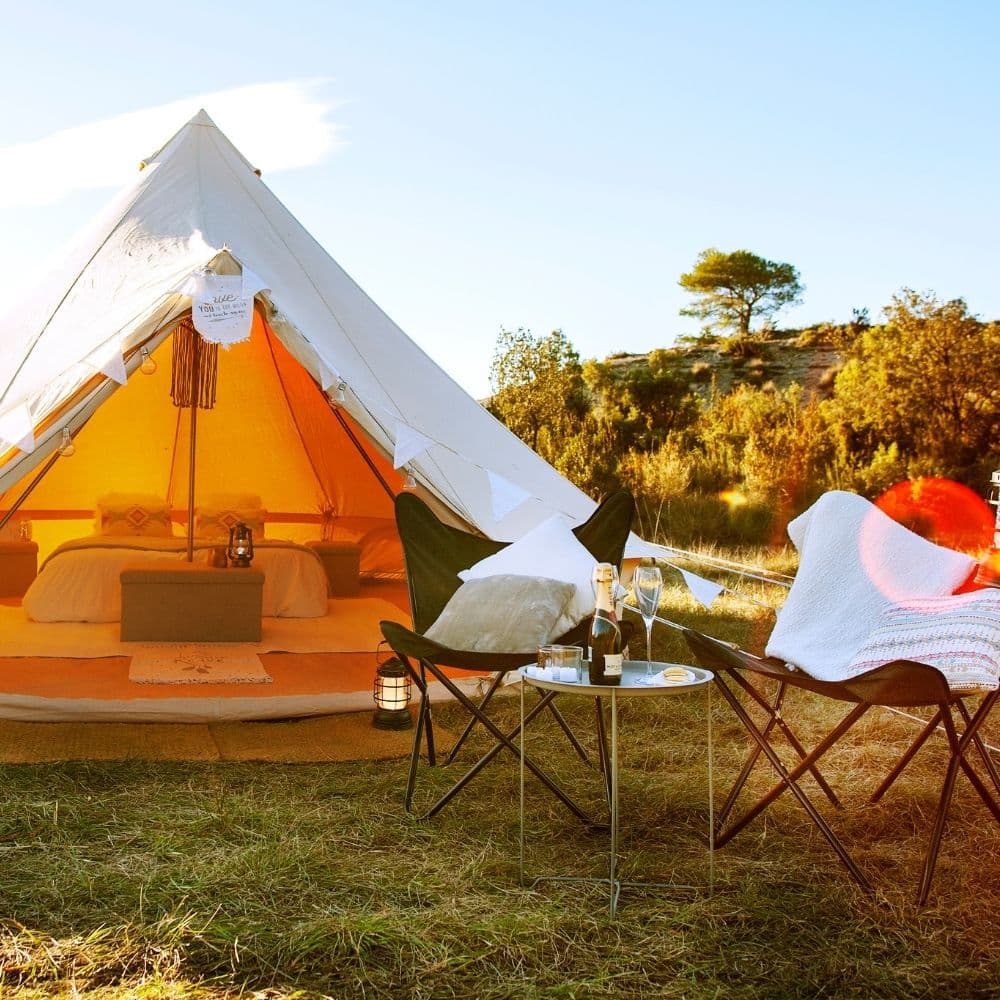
[186,332,199,562]
[0,450,61,532]
[332,408,396,502]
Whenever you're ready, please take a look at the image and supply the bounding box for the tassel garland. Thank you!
[170,317,219,409]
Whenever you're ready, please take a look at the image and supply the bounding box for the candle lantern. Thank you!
[373,647,412,730]
[227,522,254,568]
[974,469,1000,588]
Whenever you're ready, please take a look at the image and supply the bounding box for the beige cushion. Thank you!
[195,497,267,540]
[425,575,575,653]
[96,493,173,537]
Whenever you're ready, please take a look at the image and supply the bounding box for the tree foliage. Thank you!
[484,288,999,549]
[679,248,803,336]
[487,328,586,460]
[826,290,1000,479]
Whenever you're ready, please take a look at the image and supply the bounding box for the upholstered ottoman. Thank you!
[120,563,264,642]
[306,540,361,596]
[0,540,39,598]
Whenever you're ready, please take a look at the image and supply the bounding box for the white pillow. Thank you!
[458,516,597,636]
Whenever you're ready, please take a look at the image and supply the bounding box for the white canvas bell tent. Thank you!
[0,109,605,559]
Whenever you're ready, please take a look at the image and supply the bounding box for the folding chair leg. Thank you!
[918,706,964,906]
[718,683,790,827]
[547,700,593,767]
[405,688,429,812]
[955,692,1000,825]
[910,693,1000,905]
[445,674,592,769]
[403,658,436,813]
[416,666,600,826]
[728,675,842,810]
[712,672,873,892]
[956,697,1000,796]
[868,711,941,805]
[445,671,505,764]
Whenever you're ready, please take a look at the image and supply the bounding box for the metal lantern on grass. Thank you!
[373,645,412,730]
[227,522,254,568]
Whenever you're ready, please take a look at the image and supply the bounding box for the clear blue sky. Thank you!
[1,1,997,397]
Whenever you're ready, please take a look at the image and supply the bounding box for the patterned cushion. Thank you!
[425,575,575,653]
[846,590,1000,693]
[96,494,173,537]
[195,496,266,541]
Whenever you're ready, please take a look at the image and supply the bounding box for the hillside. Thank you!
[603,330,845,400]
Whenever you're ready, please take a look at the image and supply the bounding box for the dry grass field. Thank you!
[2,556,999,998]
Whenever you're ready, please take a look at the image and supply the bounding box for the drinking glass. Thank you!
[633,565,663,685]
[537,644,559,680]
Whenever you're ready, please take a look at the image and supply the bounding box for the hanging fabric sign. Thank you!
[178,267,268,346]
[487,470,531,522]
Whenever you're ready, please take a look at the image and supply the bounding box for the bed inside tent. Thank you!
[0,306,428,721]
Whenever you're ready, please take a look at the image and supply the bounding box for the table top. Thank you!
[519,661,713,697]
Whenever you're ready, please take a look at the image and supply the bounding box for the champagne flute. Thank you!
[633,565,663,685]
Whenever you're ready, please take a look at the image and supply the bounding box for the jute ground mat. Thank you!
[0,711,442,764]
[0,720,220,762]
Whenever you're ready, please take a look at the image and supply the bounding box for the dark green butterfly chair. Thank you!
[380,490,635,821]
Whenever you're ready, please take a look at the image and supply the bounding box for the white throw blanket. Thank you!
[765,491,980,682]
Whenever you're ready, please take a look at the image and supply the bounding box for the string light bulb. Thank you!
[331,380,347,406]
[403,467,417,490]
[57,427,76,458]
[139,346,157,375]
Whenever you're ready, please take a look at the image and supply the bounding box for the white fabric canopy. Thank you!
[0,110,653,555]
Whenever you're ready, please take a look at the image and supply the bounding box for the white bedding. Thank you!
[23,537,329,622]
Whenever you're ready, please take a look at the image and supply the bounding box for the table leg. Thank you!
[610,687,619,917]
[708,682,714,895]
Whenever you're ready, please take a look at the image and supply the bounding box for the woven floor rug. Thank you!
[0,709,433,763]
[128,645,271,684]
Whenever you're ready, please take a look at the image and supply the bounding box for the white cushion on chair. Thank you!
[458,515,597,635]
[425,575,575,653]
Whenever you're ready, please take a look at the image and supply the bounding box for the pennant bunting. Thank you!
[316,356,339,392]
[678,568,725,609]
[487,470,531,522]
[393,422,434,469]
[0,403,35,454]
[97,341,128,385]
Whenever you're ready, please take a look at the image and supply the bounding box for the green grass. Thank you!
[2,561,1000,998]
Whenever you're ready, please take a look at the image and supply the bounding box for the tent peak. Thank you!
[140,108,257,175]
[188,109,217,128]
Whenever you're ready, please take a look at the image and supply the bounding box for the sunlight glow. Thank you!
[0,80,343,209]
[719,489,748,511]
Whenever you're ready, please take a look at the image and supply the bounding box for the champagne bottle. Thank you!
[589,562,623,685]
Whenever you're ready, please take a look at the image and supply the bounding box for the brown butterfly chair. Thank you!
[380,490,635,821]
[677,624,1000,905]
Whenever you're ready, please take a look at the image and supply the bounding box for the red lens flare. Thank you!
[874,478,993,553]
